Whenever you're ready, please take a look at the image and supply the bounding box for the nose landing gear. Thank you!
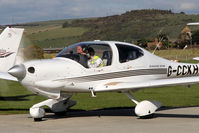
[29,96,76,121]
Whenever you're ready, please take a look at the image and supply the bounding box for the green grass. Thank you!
[27,27,87,41]
[154,48,199,61]
[0,80,46,114]
[71,84,199,111]
[25,26,88,48]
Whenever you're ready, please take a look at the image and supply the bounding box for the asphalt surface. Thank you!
[1,106,199,133]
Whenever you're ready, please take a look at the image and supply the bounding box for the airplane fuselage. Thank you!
[18,41,199,98]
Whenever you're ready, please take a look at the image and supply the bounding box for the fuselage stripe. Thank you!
[58,68,167,83]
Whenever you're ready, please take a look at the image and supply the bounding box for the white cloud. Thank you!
[179,2,197,10]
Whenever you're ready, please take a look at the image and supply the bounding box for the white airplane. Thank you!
[187,22,199,26]
[0,26,199,121]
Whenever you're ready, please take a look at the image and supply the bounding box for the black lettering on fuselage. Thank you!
[187,65,192,75]
[168,65,199,77]
[193,65,199,75]
[182,65,188,75]
[167,66,172,77]
[177,66,182,76]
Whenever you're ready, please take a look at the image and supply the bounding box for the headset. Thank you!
[81,45,88,53]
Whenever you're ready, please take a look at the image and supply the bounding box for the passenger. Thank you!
[76,45,88,68]
[87,47,104,68]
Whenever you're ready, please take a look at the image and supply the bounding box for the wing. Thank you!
[33,76,199,92]
[0,72,17,81]
[94,76,199,92]
[187,22,199,26]
[193,57,199,61]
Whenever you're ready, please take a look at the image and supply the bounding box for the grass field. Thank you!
[0,80,46,114]
[25,26,88,48]
[154,48,199,61]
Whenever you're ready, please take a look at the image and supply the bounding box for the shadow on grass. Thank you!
[0,109,29,111]
[0,94,36,101]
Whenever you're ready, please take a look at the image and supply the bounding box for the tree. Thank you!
[157,33,169,49]
[62,21,69,28]
[137,39,148,48]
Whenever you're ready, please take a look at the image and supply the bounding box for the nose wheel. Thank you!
[29,96,76,121]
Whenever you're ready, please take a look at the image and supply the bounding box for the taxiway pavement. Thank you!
[1,106,199,133]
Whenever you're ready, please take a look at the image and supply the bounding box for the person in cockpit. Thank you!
[87,47,104,68]
[77,46,86,55]
[76,45,88,68]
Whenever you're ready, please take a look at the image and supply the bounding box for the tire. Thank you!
[34,118,42,122]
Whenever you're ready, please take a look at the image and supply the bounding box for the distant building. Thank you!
[174,26,192,49]
[43,48,63,53]
[181,26,192,40]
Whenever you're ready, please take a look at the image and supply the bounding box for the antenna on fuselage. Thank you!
[152,28,164,54]
[152,37,163,54]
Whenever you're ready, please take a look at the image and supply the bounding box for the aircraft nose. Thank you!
[8,64,26,80]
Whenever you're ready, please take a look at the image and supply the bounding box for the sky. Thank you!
[0,0,199,25]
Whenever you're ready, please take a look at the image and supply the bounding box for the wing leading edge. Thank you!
[0,72,17,81]
[95,76,199,92]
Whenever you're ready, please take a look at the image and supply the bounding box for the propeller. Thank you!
[8,64,26,80]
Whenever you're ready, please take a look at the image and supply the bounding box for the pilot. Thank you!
[77,45,87,55]
[76,45,88,68]
[87,47,104,68]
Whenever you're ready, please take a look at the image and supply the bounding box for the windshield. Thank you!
[56,42,112,68]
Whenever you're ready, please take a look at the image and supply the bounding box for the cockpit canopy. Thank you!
[56,42,112,68]
[56,41,144,68]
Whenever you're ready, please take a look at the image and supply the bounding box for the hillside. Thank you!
[6,9,199,48]
[71,9,199,43]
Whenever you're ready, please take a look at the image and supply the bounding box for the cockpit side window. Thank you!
[116,43,144,63]
[56,43,112,68]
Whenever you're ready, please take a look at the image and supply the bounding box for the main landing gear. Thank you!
[124,91,161,118]
[29,95,76,121]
